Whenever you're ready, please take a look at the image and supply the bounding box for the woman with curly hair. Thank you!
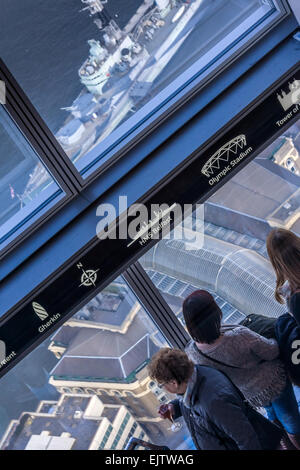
[148,348,284,450]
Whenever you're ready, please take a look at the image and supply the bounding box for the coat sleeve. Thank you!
[169,398,182,420]
[290,292,300,326]
[209,397,263,450]
[240,326,279,360]
[275,313,300,386]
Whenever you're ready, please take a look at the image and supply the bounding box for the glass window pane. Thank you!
[0,276,194,450]
[0,107,63,248]
[0,0,276,176]
[139,117,300,331]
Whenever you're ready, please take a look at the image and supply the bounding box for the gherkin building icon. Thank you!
[32,302,49,321]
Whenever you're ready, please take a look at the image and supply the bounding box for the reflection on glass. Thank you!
[0,277,194,450]
[0,0,274,174]
[140,119,300,330]
[0,107,62,245]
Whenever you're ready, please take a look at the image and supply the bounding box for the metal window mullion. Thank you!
[3,97,77,197]
[0,60,81,257]
[2,83,79,194]
[286,0,300,22]
[0,59,83,193]
[123,262,190,350]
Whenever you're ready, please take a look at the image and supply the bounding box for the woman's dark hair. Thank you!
[266,228,300,303]
[182,290,222,344]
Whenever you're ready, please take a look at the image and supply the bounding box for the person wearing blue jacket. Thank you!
[148,348,284,450]
[275,313,300,386]
[266,228,300,323]
[267,228,300,448]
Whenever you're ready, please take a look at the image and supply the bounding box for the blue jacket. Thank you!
[289,292,300,325]
[171,365,283,450]
[275,312,300,386]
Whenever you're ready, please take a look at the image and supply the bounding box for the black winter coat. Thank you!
[275,312,300,386]
[289,292,300,325]
[171,365,283,450]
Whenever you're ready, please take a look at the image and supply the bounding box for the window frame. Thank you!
[123,263,189,349]
[0,62,81,258]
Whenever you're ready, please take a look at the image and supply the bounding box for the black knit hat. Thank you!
[182,290,222,344]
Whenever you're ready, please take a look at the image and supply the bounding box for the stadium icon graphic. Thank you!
[201,135,247,177]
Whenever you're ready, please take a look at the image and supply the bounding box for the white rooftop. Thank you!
[25,433,76,450]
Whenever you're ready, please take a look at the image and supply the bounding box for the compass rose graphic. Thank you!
[77,262,100,287]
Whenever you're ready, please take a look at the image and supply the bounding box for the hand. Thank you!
[158,403,174,421]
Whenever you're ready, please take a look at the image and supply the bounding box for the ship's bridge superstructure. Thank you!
[79,0,150,95]
[79,35,145,95]
[77,0,186,95]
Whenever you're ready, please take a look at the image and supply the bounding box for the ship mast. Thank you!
[80,0,106,15]
[80,0,115,31]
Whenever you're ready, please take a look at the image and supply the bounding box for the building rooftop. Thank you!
[25,433,76,450]
[143,233,286,319]
[50,311,159,382]
[146,270,246,325]
[255,137,285,160]
[1,394,124,450]
[2,395,100,450]
[209,160,298,220]
[70,284,133,329]
[207,159,300,236]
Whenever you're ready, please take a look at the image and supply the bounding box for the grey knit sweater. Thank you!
[185,325,287,408]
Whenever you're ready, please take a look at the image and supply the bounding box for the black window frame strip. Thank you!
[123,263,190,350]
[0,64,80,258]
